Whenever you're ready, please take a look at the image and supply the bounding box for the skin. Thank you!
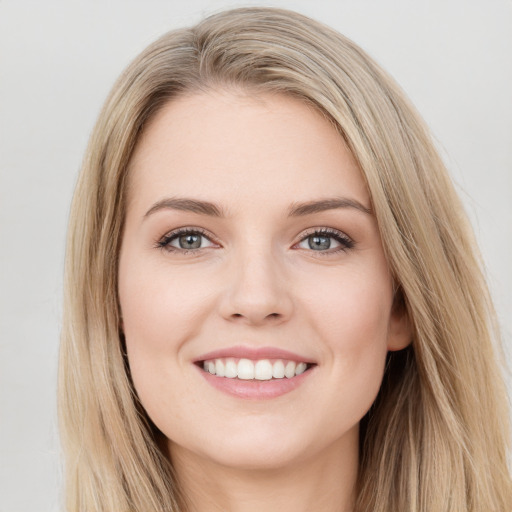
[119,90,411,512]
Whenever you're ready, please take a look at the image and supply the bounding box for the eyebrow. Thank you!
[288,197,372,216]
[144,198,225,218]
[143,196,372,219]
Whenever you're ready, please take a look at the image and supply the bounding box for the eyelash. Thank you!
[155,227,216,254]
[296,228,355,254]
[155,227,355,254]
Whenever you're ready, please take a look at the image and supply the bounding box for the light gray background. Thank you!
[1,1,511,510]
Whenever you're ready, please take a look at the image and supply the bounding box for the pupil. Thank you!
[309,235,331,250]
[179,234,201,249]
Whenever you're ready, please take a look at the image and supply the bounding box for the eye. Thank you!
[296,229,354,253]
[157,228,217,252]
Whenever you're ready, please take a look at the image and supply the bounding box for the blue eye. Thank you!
[297,229,354,252]
[157,229,216,252]
[156,227,353,254]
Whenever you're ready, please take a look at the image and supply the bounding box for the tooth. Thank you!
[295,362,307,375]
[215,359,225,377]
[237,359,255,380]
[207,361,216,375]
[204,357,308,380]
[255,360,273,380]
[272,360,285,379]
[284,361,296,378]
[225,358,237,378]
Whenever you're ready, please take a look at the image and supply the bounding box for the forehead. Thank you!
[127,90,369,214]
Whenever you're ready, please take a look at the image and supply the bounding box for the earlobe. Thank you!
[387,290,413,352]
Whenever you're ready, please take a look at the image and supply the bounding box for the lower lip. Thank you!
[196,365,315,400]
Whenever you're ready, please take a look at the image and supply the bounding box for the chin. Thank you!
[202,440,308,471]
[170,416,352,473]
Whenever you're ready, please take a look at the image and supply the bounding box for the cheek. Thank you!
[118,255,212,431]
[118,250,205,398]
[298,265,391,405]
[300,263,392,348]
[119,253,215,355]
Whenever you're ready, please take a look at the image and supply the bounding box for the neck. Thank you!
[169,429,358,512]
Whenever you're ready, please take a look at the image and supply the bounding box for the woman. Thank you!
[59,7,511,511]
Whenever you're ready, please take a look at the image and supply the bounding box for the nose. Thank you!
[218,246,294,326]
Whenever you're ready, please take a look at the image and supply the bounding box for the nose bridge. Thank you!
[220,239,293,324]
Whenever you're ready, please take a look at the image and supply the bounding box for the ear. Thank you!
[387,288,413,352]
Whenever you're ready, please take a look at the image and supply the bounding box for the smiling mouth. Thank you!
[198,358,316,381]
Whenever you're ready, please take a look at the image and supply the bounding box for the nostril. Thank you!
[226,308,289,325]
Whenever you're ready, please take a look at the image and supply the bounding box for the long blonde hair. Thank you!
[59,7,511,511]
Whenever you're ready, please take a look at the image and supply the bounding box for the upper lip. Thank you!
[194,345,316,364]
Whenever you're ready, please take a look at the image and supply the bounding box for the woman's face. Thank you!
[119,90,410,471]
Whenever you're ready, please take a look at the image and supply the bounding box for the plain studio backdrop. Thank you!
[0,1,511,510]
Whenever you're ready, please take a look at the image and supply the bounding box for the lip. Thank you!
[193,345,316,364]
[193,345,317,400]
[197,366,315,399]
